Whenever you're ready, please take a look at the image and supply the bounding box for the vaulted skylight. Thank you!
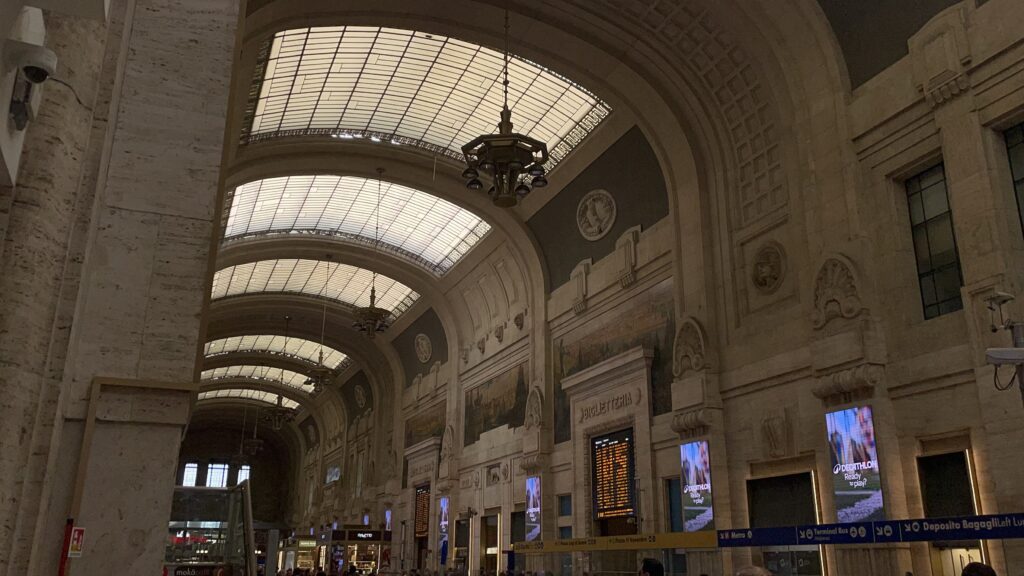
[201,365,312,392]
[242,26,611,167]
[211,259,418,316]
[224,175,490,274]
[205,335,349,370]
[198,388,299,409]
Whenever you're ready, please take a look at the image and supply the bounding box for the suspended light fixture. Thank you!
[461,7,549,207]
[305,262,334,394]
[244,407,264,456]
[266,395,294,431]
[353,168,392,338]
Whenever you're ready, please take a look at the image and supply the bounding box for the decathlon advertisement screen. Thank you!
[826,406,884,522]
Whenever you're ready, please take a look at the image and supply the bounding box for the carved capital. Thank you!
[615,225,641,288]
[671,407,712,439]
[519,452,548,474]
[673,317,710,378]
[571,259,592,315]
[813,364,884,403]
[812,255,866,329]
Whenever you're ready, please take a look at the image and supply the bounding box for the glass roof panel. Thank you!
[205,335,349,369]
[198,389,299,409]
[224,176,490,274]
[211,259,418,316]
[201,365,312,392]
[242,26,611,166]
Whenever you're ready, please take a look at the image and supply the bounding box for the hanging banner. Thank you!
[526,476,541,541]
[680,440,714,532]
[439,496,450,565]
[826,406,884,522]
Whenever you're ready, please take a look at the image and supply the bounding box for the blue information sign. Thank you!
[717,513,1024,548]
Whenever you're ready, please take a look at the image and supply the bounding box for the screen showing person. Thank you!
[525,476,541,541]
[679,440,714,531]
[825,406,884,522]
[385,509,392,532]
[439,496,450,565]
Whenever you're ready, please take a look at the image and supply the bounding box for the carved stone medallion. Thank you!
[751,242,785,294]
[576,189,617,241]
[354,384,367,408]
[414,333,432,363]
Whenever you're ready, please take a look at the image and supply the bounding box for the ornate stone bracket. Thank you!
[571,259,592,315]
[909,5,972,108]
[812,363,884,405]
[519,452,548,474]
[615,225,641,288]
[671,407,713,439]
[812,255,866,329]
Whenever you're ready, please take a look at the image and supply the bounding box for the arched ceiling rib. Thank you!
[224,175,491,275]
[242,26,611,167]
[198,388,300,409]
[201,364,312,392]
[205,334,349,370]
[212,259,419,317]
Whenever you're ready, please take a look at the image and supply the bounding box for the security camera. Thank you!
[8,42,57,84]
[985,348,1024,366]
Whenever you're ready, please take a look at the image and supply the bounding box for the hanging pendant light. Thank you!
[305,260,334,394]
[244,408,264,456]
[353,168,392,338]
[267,394,294,431]
[461,7,549,207]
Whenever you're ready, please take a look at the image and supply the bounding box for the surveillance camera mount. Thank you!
[984,291,1024,406]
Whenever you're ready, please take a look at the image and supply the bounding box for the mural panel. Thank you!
[404,401,446,449]
[463,363,528,446]
[340,371,374,427]
[553,278,674,443]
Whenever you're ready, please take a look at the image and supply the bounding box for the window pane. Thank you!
[666,477,684,532]
[558,494,572,517]
[237,465,251,484]
[919,274,937,306]
[182,463,198,487]
[934,266,963,304]
[912,225,932,271]
[558,526,572,539]
[206,463,229,488]
[908,193,925,225]
[926,214,958,268]
[921,181,949,220]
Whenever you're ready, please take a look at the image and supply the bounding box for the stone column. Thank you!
[0,9,108,575]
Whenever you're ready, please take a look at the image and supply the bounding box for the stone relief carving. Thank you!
[460,347,469,365]
[459,470,481,489]
[571,259,592,315]
[751,242,785,294]
[414,334,432,363]
[524,387,543,431]
[761,411,789,459]
[519,453,547,474]
[476,337,486,354]
[673,317,709,378]
[513,311,525,330]
[494,322,505,343]
[576,189,617,241]
[486,464,502,486]
[812,256,866,329]
[354,384,367,408]
[813,364,884,402]
[909,6,971,108]
[615,226,641,288]
[439,424,454,463]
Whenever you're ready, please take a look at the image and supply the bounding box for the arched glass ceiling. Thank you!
[198,389,300,409]
[211,259,418,316]
[205,335,350,370]
[201,365,312,392]
[224,175,490,274]
[242,26,611,167]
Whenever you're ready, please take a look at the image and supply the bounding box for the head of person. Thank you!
[639,558,664,576]
[736,567,773,576]
[962,563,997,576]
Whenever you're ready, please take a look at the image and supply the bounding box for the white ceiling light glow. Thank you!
[198,389,299,409]
[224,175,489,274]
[242,26,610,167]
[205,335,350,370]
[201,364,312,392]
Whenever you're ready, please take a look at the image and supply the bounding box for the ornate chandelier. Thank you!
[461,9,548,207]
[353,168,392,338]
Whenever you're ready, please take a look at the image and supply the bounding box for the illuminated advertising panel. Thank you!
[414,485,430,537]
[525,476,541,541]
[826,406,884,522]
[591,429,636,519]
[680,440,713,531]
[439,496,450,565]
[385,509,392,532]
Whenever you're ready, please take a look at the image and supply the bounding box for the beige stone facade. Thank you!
[4,1,1024,575]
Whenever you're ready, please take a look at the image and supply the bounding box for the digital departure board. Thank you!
[591,429,636,519]
[414,485,431,537]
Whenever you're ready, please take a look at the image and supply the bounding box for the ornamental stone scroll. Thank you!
[673,317,710,378]
[812,255,866,330]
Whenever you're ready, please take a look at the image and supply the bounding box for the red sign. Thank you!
[68,527,85,558]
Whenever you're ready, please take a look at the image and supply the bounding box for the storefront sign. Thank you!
[513,531,716,553]
[297,538,317,548]
[825,406,884,522]
[347,530,383,541]
[680,440,713,532]
[525,476,541,541]
[578,389,639,424]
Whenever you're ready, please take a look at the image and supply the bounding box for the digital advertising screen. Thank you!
[826,406,884,522]
[525,476,541,541]
[384,509,392,532]
[439,496,450,565]
[591,429,636,519]
[414,485,430,537]
[680,440,714,531]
